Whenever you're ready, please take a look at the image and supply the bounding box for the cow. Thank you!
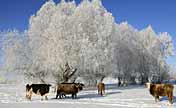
[145,82,174,104]
[26,84,51,101]
[55,83,84,99]
[97,82,105,96]
[53,84,66,98]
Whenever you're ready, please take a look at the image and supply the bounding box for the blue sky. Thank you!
[0,0,176,66]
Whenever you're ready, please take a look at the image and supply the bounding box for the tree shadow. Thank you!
[51,91,121,99]
[50,95,76,100]
[49,94,102,100]
[160,96,176,103]
[78,91,121,99]
[105,83,145,90]
[78,93,104,99]
[50,97,57,100]
[106,91,121,95]
[84,83,146,91]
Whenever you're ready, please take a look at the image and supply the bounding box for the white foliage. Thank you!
[1,0,175,84]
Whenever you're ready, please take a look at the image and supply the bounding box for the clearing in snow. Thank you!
[0,84,176,108]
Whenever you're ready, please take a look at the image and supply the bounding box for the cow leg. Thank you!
[29,97,32,101]
[26,94,32,101]
[98,90,100,95]
[169,96,173,104]
[41,96,44,101]
[63,94,66,98]
[171,96,174,104]
[28,94,32,101]
[56,92,59,99]
[28,92,32,101]
[55,94,58,99]
[75,93,77,99]
[154,95,159,102]
[103,90,105,95]
[60,93,63,98]
[25,94,30,100]
[61,93,66,98]
[26,89,33,101]
[72,94,75,99]
[59,92,64,98]
[171,95,174,104]
[156,96,159,101]
[59,93,62,99]
[154,97,157,102]
[100,90,103,96]
[168,92,174,104]
[45,95,48,100]
[171,92,174,104]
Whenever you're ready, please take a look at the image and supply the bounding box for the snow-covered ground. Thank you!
[0,84,176,108]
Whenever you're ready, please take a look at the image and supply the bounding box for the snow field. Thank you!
[0,84,176,108]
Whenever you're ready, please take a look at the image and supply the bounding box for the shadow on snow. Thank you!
[78,91,121,99]
[160,96,176,103]
[105,83,146,90]
[50,91,121,100]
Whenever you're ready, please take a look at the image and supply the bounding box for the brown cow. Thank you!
[55,83,84,99]
[97,82,105,96]
[145,82,174,104]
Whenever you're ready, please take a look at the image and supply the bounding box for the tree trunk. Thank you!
[62,63,77,83]
[118,77,122,87]
[100,76,105,82]
[141,76,148,85]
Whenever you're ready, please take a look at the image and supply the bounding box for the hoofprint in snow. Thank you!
[0,84,175,108]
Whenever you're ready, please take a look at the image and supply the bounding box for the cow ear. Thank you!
[26,84,30,87]
[48,84,52,87]
[79,83,84,87]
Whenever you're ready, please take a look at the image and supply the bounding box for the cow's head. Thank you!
[47,84,52,87]
[26,84,31,91]
[26,84,32,100]
[145,82,151,90]
[76,83,84,91]
[78,83,84,87]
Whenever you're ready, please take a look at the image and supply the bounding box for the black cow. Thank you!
[26,84,51,100]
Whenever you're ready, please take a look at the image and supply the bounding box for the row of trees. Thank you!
[1,0,174,86]
[113,23,173,85]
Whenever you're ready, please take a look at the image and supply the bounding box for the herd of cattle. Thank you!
[25,82,174,104]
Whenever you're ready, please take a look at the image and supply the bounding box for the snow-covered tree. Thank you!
[2,0,174,85]
[111,23,174,85]
[27,0,57,83]
[26,0,116,84]
[73,0,115,84]
[2,30,31,75]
